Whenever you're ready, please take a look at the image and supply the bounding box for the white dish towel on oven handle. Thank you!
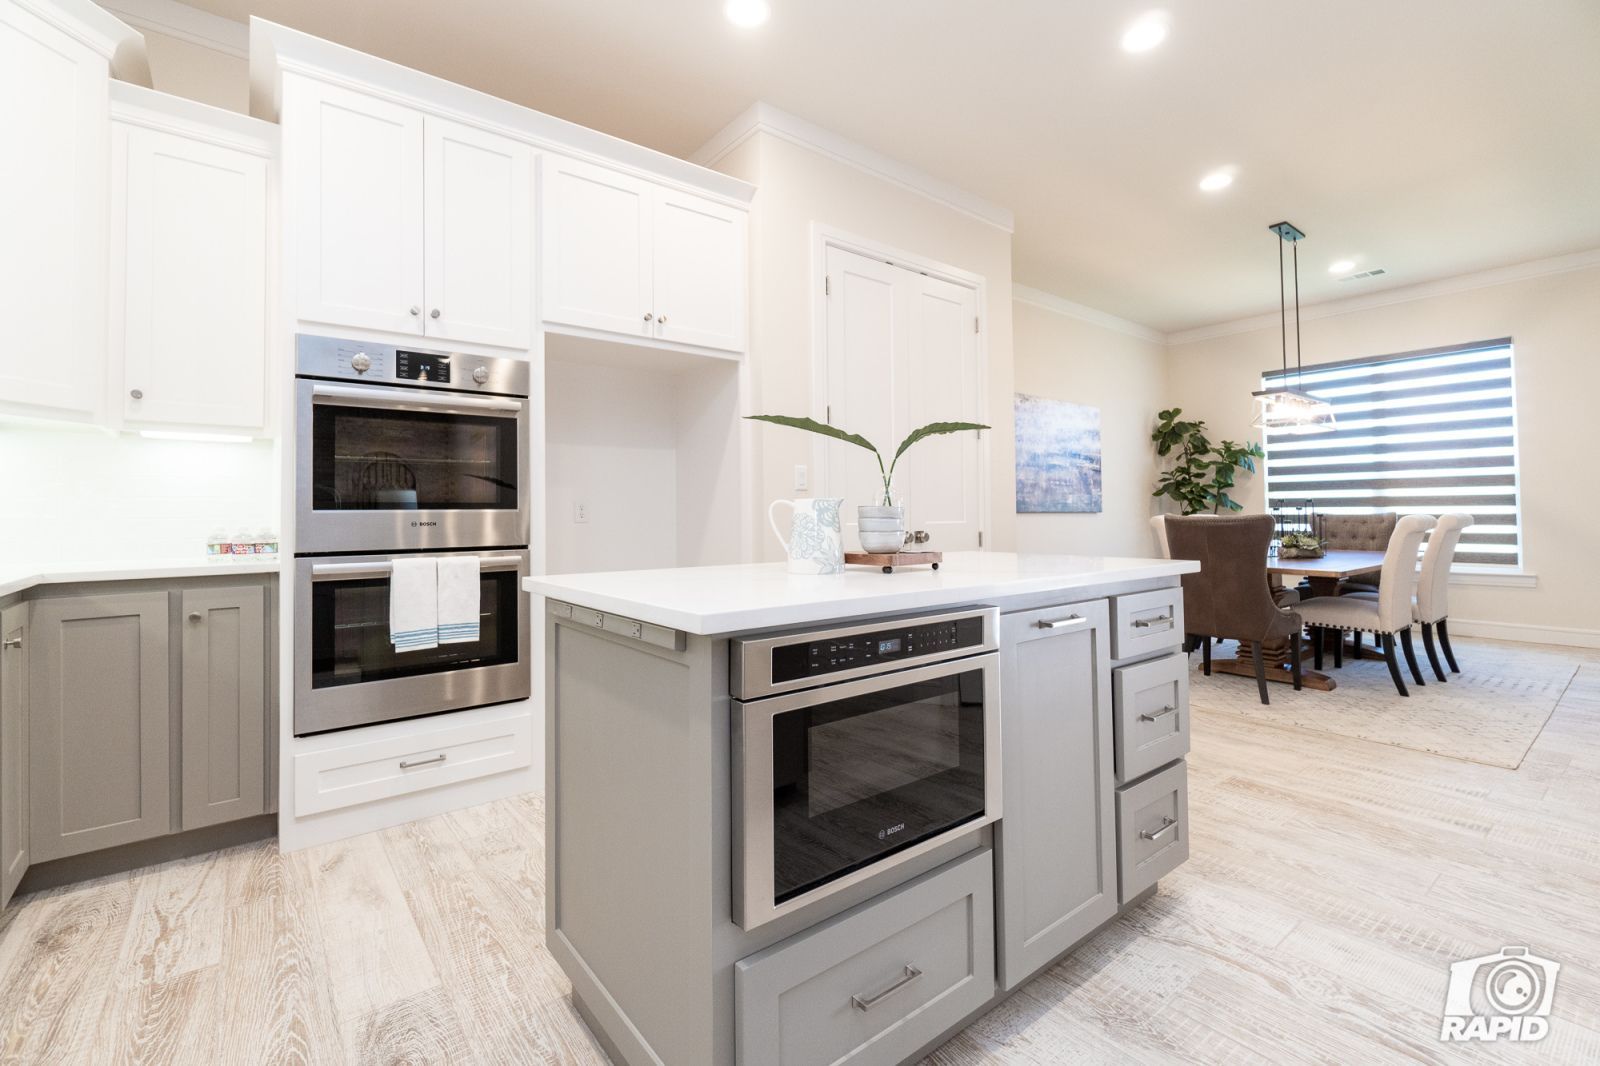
[390,557,438,652]
[437,556,481,645]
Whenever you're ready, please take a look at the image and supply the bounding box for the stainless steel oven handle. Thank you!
[311,555,525,580]
[310,382,523,414]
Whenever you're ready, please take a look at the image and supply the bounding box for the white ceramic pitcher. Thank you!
[768,497,845,575]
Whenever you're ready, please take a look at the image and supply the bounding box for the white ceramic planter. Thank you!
[857,504,906,554]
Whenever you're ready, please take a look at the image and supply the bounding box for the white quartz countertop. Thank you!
[524,551,1198,635]
[0,557,282,599]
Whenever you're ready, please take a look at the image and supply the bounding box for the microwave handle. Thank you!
[311,555,524,580]
[310,382,523,414]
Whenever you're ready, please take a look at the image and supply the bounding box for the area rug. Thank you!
[1188,638,1581,769]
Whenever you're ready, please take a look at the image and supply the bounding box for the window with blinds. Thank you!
[1261,338,1521,568]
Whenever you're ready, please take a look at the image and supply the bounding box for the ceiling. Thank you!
[189,0,1600,332]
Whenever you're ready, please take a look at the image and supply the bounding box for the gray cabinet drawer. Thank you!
[1116,760,1188,904]
[735,849,995,1066]
[1110,587,1183,661]
[1113,652,1190,784]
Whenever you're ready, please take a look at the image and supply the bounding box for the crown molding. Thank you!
[692,101,1014,234]
[98,0,247,59]
[1167,246,1600,347]
[1012,284,1164,343]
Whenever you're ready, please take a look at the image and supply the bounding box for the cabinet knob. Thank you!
[409,306,421,316]
[657,314,668,325]
[129,388,143,400]
[643,312,653,322]
[430,308,441,319]
[188,612,203,622]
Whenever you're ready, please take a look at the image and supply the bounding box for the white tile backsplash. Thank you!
[0,423,278,566]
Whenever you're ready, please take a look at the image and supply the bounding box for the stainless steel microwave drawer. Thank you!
[1116,759,1189,904]
[1110,587,1184,661]
[1113,652,1191,784]
[734,848,995,1066]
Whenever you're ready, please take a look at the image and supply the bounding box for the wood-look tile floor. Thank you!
[3,637,1599,1065]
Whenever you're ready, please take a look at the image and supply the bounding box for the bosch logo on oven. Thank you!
[410,520,438,527]
[878,823,906,841]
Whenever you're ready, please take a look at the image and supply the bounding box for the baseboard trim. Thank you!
[1448,617,1600,650]
[16,814,276,897]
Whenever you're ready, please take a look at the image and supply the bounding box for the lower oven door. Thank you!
[733,652,1001,930]
[293,549,531,736]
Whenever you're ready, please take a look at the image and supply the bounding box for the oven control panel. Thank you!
[396,349,451,383]
[770,615,987,684]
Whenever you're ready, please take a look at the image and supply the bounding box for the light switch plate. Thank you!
[793,465,808,491]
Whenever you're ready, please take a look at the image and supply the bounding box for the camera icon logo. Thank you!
[1441,946,1559,1042]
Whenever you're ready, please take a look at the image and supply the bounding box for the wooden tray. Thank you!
[844,550,942,573]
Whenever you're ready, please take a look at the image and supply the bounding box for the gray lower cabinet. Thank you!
[1112,652,1191,784]
[735,849,996,1066]
[1116,760,1189,904]
[995,600,1118,991]
[1,603,29,907]
[28,592,171,863]
[181,585,267,829]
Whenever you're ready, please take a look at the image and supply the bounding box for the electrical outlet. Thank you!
[793,465,809,492]
[574,502,589,523]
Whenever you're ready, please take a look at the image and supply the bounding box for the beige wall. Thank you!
[1166,264,1600,642]
[714,131,1016,561]
[140,29,248,113]
[1011,298,1167,557]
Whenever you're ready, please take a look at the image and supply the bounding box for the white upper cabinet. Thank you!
[542,154,747,354]
[287,77,425,338]
[651,190,747,353]
[0,1,113,422]
[424,116,533,349]
[541,155,654,339]
[114,103,270,431]
[285,76,532,349]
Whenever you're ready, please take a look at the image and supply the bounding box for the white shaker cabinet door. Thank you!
[286,76,425,336]
[423,116,533,349]
[650,189,746,353]
[0,4,109,422]
[540,154,652,338]
[118,125,268,430]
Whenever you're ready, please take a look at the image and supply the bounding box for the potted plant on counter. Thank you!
[746,414,989,552]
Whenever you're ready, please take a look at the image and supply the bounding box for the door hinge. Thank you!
[974,316,980,334]
[826,404,832,424]
[978,531,984,547]
[825,275,831,297]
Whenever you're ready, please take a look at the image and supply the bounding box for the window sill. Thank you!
[1450,568,1538,589]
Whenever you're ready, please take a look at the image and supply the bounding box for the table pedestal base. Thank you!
[1209,639,1337,692]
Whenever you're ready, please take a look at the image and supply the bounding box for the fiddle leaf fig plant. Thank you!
[746,414,989,506]
[1151,407,1265,515]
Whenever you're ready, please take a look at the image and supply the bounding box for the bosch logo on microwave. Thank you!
[878,823,906,840]
[410,520,439,528]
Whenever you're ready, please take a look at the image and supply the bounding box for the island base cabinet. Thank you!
[1,604,28,907]
[1116,760,1189,904]
[995,601,1118,991]
[735,849,995,1066]
[180,586,267,830]
[28,592,171,863]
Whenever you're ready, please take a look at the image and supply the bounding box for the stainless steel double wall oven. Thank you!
[293,334,532,736]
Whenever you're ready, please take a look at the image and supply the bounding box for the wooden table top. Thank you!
[1267,549,1385,579]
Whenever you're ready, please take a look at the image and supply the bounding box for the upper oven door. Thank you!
[293,548,532,736]
[734,652,1001,930]
[295,378,530,553]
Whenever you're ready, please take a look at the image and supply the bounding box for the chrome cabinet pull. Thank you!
[399,753,447,769]
[657,314,668,325]
[2,635,21,649]
[1140,817,1179,842]
[129,388,144,400]
[188,612,203,623]
[850,964,922,1012]
[409,306,421,316]
[1132,614,1174,629]
[1037,615,1087,630]
[430,308,441,319]
[1139,704,1177,722]
[643,312,653,322]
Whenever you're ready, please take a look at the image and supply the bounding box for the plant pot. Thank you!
[857,504,906,554]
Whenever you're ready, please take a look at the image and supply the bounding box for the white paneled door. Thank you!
[423,116,533,349]
[541,154,653,338]
[288,77,425,337]
[651,189,747,352]
[822,246,984,551]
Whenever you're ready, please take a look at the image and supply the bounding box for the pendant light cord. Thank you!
[1278,235,1288,378]
[1293,238,1303,388]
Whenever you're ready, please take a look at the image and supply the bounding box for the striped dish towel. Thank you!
[437,556,481,644]
[390,557,438,652]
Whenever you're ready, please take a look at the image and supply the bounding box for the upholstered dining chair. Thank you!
[1319,512,1397,594]
[1347,513,1473,681]
[1164,514,1303,705]
[1297,514,1435,697]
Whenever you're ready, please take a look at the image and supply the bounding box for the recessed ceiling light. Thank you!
[1121,12,1169,53]
[1328,259,1355,275]
[1198,168,1234,192]
[724,0,770,28]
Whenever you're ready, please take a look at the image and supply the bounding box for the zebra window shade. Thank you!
[1261,339,1521,568]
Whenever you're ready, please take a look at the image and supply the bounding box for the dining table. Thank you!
[1209,548,1387,692]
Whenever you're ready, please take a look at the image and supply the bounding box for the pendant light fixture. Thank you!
[1252,221,1336,434]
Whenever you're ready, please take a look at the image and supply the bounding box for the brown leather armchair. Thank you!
[1165,514,1304,704]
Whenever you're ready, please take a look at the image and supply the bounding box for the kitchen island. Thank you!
[526,551,1199,1066]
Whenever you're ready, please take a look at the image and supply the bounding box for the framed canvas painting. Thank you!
[1014,393,1102,513]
